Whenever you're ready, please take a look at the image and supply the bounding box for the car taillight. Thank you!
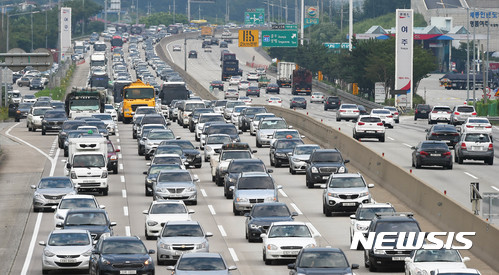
[443,152,451,156]
[452,133,459,136]
[353,110,359,112]
[432,111,438,113]
[394,112,399,115]
[377,122,383,126]
[466,125,474,128]
[485,125,492,128]
[461,142,467,149]
[340,110,346,112]
[420,151,429,156]
[278,101,282,103]
[447,111,452,114]
[472,112,477,115]
[488,144,493,150]
[454,112,460,115]
[431,133,438,136]
[358,122,365,125]
[292,101,296,103]
[387,115,393,118]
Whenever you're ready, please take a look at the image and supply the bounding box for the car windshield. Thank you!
[72,155,105,168]
[200,115,224,123]
[221,151,251,160]
[276,140,304,149]
[357,207,395,220]
[420,143,448,150]
[252,205,290,217]
[298,251,349,268]
[161,224,203,237]
[207,125,237,135]
[294,146,320,155]
[207,135,231,144]
[48,233,90,246]
[158,172,191,182]
[226,101,245,109]
[237,177,274,189]
[375,221,420,233]
[246,108,266,115]
[260,120,287,129]
[185,103,206,112]
[269,225,311,238]
[464,134,490,142]
[59,198,98,209]
[38,178,72,189]
[456,106,474,112]
[156,146,183,155]
[234,106,246,112]
[433,125,457,131]
[311,152,342,162]
[33,108,51,116]
[136,108,156,114]
[467,118,489,124]
[230,162,265,173]
[434,107,451,112]
[150,203,187,214]
[413,249,462,262]
[101,240,147,254]
[93,114,112,120]
[329,177,366,188]
[148,131,174,140]
[65,212,107,226]
[153,157,181,164]
[177,257,226,271]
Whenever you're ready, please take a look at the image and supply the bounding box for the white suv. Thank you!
[370,108,395,128]
[428,105,452,124]
[349,202,395,249]
[353,115,385,142]
[322,173,374,216]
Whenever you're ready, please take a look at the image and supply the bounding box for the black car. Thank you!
[51,101,65,110]
[289,247,359,274]
[210,80,224,91]
[188,50,197,58]
[89,236,155,275]
[107,140,120,174]
[210,37,219,45]
[411,141,453,169]
[159,139,202,168]
[223,159,271,199]
[357,104,368,115]
[220,41,228,48]
[270,138,305,167]
[15,102,33,121]
[201,40,210,48]
[189,108,215,132]
[41,110,67,135]
[245,202,297,242]
[289,97,307,109]
[30,77,44,90]
[62,130,88,157]
[364,212,422,271]
[246,86,260,97]
[265,83,280,94]
[305,149,349,188]
[239,106,268,132]
[56,208,116,240]
[324,96,341,111]
[425,124,460,148]
[414,104,431,120]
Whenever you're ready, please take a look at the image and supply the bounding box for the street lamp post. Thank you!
[6,10,40,52]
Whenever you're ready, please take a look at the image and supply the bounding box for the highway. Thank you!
[2,35,496,275]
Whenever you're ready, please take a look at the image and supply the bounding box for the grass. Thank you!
[0,107,8,121]
[35,64,76,101]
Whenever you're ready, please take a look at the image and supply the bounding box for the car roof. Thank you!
[331,173,362,179]
[67,208,107,214]
[154,154,182,157]
[40,176,71,180]
[230,159,264,164]
[179,252,222,259]
[272,221,307,226]
[240,171,271,177]
[300,247,343,253]
[151,200,186,205]
[50,229,91,234]
[165,220,199,225]
[61,194,96,200]
[101,236,142,242]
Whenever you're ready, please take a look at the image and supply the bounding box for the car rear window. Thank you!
[421,142,448,150]
[360,117,381,123]
[464,134,490,142]
[434,107,452,112]
[456,106,474,112]
[374,221,420,233]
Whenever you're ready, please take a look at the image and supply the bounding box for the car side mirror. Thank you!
[55,222,63,228]
[425,129,429,132]
[267,169,273,173]
[228,266,238,271]
[146,162,151,166]
[252,150,257,153]
[351,264,359,269]
[288,263,295,270]
[193,175,200,182]
[411,146,416,150]
[142,210,148,214]
[188,209,195,214]
[167,121,171,126]
[288,125,293,129]
[176,136,181,140]
[344,159,350,163]
[463,257,470,262]
[277,185,282,189]
[110,222,117,227]
[238,130,243,134]
[350,214,356,219]
[30,185,36,189]
[143,171,147,175]
[166,266,175,271]
[66,163,71,169]
[260,233,267,239]
[39,241,46,246]
[148,249,155,254]
[115,148,120,152]
[404,257,412,263]
[205,232,213,237]
[368,184,374,188]
[99,205,105,209]
[244,212,250,217]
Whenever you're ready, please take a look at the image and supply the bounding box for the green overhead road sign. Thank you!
[245,11,265,25]
[324,43,349,49]
[261,30,298,48]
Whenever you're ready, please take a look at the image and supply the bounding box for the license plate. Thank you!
[322,176,329,180]
[283,250,298,255]
[421,111,427,113]
[343,202,356,206]
[175,250,184,256]
[120,271,137,275]
[430,154,440,157]
[476,126,483,129]
[59,258,76,263]
[83,180,94,183]
[442,140,450,143]
[366,131,376,133]
[392,257,405,261]
[471,146,483,151]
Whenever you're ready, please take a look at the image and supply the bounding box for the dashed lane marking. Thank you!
[208,205,216,215]
[290,203,303,215]
[228,248,239,262]
[218,225,227,237]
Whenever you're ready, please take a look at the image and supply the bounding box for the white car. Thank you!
[429,268,481,275]
[238,96,252,104]
[461,117,492,135]
[172,45,181,51]
[429,105,452,124]
[224,88,239,100]
[404,249,470,275]
[104,104,118,120]
[383,106,400,123]
[247,71,259,81]
[142,200,194,240]
[229,75,242,85]
[52,194,104,227]
[353,115,386,142]
[267,97,282,107]
[230,105,247,124]
[349,203,395,249]
[310,92,325,103]
[203,134,232,161]
[261,221,318,265]
[92,113,117,135]
[256,67,266,75]
[238,80,250,90]
[27,107,53,132]
[370,108,395,128]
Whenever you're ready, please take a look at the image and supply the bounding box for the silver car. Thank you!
[31,177,76,212]
[231,172,282,215]
[40,229,93,273]
[153,170,199,205]
[156,221,212,265]
[167,253,237,274]
[336,104,360,121]
[288,144,321,174]
[322,173,374,216]
[230,105,247,124]
[52,194,104,227]
[92,113,117,134]
[250,113,276,136]
[204,134,232,161]
[256,117,290,147]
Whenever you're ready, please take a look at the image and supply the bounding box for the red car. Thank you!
[107,140,120,174]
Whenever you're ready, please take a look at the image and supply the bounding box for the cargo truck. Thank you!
[292,68,313,95]
[439,73,499,90]
[277,62,295,87]
[65,88,106,119]
[158,82,190,117]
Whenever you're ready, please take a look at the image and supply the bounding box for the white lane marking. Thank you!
[120,175,125,182]
[119,163,124,170]
[464,172,478,179]
[228,248,239,262]
[290,203,303,215]
[201,189,207,197]
[5,123,53,160]
[208,205,216,215]
[116,132,120,137]
[278,189,288,198]
[21,212,43,275]
[125,226,131,236]
[166,42,175,63]
[117,138,120,143]
[491,186,499,192]
[50,149,60,177]
[218,225,227,237]
[117,145,121,150]
[122,190,127,198]
[118,153,123,159]
[123,206,129,216]
[387,137,395,141]
[306,222,321,237]
[403,143,413,148]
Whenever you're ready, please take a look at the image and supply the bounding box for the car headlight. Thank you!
[101,171,108,178]
[291,157,300,162]
[43,249,55,257]
[266,244,278,250]
[144,258,152,266]
[359,192,369,197]
[264,196,276,202]
[259,133,266,138]
[356,224,369,231]
[70,171,77,179]
[206,147,213,152]
[146,178,153,184]
[275,152,285,157]
[34,192,43,199]
[249,224,261,229]
[305,243,316,248]
[160,243,171,250]
[82,248,93,257]
[158,187,169,193]
[311,167,319,173]
[328,192,339,198]
[100,257,111,265]
[236,197,248,202]
[185,187,196,192]
[195,242,207,249]
[147,220,158,226]
[338,166,346,173]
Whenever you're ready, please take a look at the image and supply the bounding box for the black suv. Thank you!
[41,110,67,135]
[58,120,87,148]
[239,106,267,132]
[269,138,304,167]
[414,104,431,120]
[364,212,422,272]
[160,139,202,168]
[324,96,341,111]
[305,149,349,188]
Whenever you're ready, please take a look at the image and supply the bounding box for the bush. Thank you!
[35,64,75,101]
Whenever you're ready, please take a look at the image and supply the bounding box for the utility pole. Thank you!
[300,0,304,45]
[348,0,353,51]
[104,0,107,31]
[187,0,190,23]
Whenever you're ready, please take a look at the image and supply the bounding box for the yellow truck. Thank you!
[121,79,156,124]
[201,26,214,37]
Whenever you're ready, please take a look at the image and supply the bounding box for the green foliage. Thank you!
[0,107,8,121]
[359,0,411,21]
[139,12,188,27]
[36,64,75,101]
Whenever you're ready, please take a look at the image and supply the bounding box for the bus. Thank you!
[110,35,123,51]
[130,24,145,35]
[190,19,208,29]
[121,79,156,124]
[167,24,182,34]
[94,41,107,52]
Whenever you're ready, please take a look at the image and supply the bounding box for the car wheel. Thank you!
[447,163,453,170]
[145,154,151,160]
[212,175,216,182]
[379,136,385,142]
[290,167,296,175]
[157,255,165,266]
[369,259,377,272]
[415,158,422,169]
[269,155,275,166]
[336,117,340,122]
[411,158,415,167]
[233,204,240,216]
[15,117,20,122]
[42,269,49,275]
[191,200,197,205]
[364,252,370,268]
[195,164,201,168]
[395,119,399,123]
[132,132,137,139]
[306,178,314,189]
[138,146,144,156]
[41,128,46,135]
[113,166,118,174]
[64,148,68,157]
[414,117,417,121]
[454,152,458,162]
[195,135,200,142]
[145,186,151,196]
[256,140,262,148]
[457,154,463,164]
[487,157,494,165]
[324,202,332,217]
[33,206,40,212]
[102,187,108,196]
